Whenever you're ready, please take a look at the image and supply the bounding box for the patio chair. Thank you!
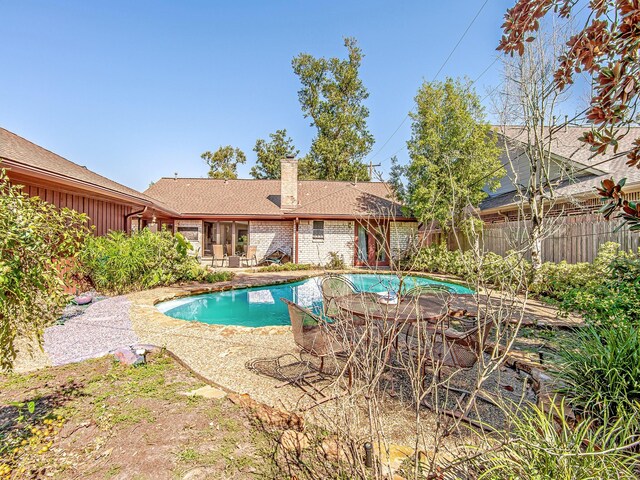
[241,245,258,267]
[281,298,351,378]
[210,244,226,267]
[225,244,233,256]
[420,315,498,429]
[320,275,357,318]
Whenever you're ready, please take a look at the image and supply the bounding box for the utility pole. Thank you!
[368,161,381,179]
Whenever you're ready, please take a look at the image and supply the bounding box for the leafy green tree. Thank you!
[250,129,299,179]
[393,78,503,232]
[0,170,91,371]
[201,146,246,179]
[292,37,374,181]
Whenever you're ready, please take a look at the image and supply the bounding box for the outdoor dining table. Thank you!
[334,292,451,326]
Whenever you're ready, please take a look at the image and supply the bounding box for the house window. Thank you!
[312,221,324,240]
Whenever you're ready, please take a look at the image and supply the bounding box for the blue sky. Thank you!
[0,1,586,191]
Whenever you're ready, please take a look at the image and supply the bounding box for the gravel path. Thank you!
[44,296,138,366]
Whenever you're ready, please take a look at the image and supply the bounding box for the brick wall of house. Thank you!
[249,220,294,261]
[175,219,203,254]
[297,220,355,267]
[390,221,419,260]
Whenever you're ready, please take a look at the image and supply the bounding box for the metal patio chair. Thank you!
[241,245,258,267]
[320,274,357,318]
[420,314,498,429]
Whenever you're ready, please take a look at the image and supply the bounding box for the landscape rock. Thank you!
[184,385,227,400]
[279,429,310,455]
[112,347,145,366]
[375,442,414,478]
[228,393,304,431]
[319,435,354,463]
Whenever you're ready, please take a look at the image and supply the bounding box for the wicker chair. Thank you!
[426,316,494,370]
[320,275,357,318]
[281,298,349,374]
[210,244,226,267]
[421,315,497,426]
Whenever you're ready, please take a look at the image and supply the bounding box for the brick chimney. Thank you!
[280,155,298,210]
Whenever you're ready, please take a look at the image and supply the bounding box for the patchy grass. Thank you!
[0,354,279,479]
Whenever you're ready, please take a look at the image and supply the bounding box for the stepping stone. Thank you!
[184,385,227,399]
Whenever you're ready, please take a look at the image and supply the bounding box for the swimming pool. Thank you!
[156,274,472,328]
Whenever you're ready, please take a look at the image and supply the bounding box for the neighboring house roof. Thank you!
[0,127,178,215]
[145,178,409,219]
[481,125,640,212]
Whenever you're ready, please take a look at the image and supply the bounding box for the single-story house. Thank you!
[0,127,178,235]
[1,128,418,266]
[144,158,418,267]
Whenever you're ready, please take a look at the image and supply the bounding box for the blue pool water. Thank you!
[156,274,472,328]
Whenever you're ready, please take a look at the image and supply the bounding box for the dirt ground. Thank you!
[0,354,280,480]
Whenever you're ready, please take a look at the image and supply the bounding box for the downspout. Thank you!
[124,206,148,234]
[294,218,299,264]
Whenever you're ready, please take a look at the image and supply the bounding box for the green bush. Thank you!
[325,252,346,270]
[530,242,629,303]
[78,229,231,294]
[476,400,639,479]
[405,243,465,275]
[406,244,531,288]
[555,323,640,427]
[257,263,316,272]
[0,170,91,370]
[561,253,640,326]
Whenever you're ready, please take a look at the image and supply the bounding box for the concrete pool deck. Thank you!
[12,268,580,378]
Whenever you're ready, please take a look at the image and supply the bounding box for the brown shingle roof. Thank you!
[145,178,409,219]
[0,127,178,214]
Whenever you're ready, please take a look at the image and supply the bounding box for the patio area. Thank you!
[11,271,580,452]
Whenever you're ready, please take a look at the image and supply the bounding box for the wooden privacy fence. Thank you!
[481,215,639,264]
[419,214,639,264]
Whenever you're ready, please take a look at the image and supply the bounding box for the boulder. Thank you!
[279,430,310,455]
[112,347,146,366]
[228,393,304,431]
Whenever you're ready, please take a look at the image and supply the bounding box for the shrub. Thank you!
[0,170,91,370]
[558,246,640,325]
[78,229,228,294]
[475,400,640,479]
[530,242,629,302]
[257,263,316,272]
[406,243,465,275]
[325,252,346,270]
[406,244,531,288]
[555,323,640,427]
[529,260,596,300]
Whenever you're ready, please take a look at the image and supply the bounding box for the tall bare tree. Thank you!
[495,26,576,279]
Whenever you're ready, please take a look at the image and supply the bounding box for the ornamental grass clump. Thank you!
[476,400,640,480]
[555,323,640,430]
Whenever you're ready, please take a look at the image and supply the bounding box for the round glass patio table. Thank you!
[334,292,451,325]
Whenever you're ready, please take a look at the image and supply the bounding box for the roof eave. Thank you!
[2,158,180,217]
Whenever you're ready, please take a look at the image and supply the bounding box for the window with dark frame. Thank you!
[312,220,324,240]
